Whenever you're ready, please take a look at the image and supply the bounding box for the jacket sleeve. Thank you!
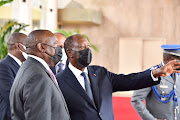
[0,63,13,120]
[106,68,160,91]
[0,63,14,101]
[23,73,52,120]
[131,87,157,120]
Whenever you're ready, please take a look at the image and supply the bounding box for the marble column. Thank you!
[11,0,32,32]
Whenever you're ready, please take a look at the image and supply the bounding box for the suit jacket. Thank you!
[10,57,70,120]
[131,73,180,120]
[56,65,160,120]
[0,55,20,120]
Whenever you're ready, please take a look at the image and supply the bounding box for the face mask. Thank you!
[19,43,28,59]
[51,46,62,65]
[40,43,62,65]
[19,43,26,50]
[77,48,92,67]
[61,48,67,61]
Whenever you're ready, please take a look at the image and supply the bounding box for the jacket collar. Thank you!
[26,57,62,93]
[6,55,20,69]
[63,66,100,111]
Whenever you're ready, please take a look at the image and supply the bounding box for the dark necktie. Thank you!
[58,62,64,73]
[81,72,95,103]
[170,73,174,79]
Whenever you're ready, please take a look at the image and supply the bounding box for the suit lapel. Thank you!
[27,57,62,93]
[164,75,175,84]
[27,57,70,115]
[50,66,56,75]
[64,67,97,109]
[45,69,62,91]
[7,55,20,69]
[88,66,100,111]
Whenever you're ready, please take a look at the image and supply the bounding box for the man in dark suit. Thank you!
[56,34,180,120]
[51,32,67,75]
[10,30,70,120]
[0,33,27,120]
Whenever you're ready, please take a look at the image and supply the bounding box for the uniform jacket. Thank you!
[131,64,180,120]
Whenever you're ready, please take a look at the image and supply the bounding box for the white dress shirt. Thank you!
[69,62,158,89]
[8,53,22,66]
[28,55,50,71]
[69,63,89,90]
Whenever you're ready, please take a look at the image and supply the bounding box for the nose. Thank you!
[85,44,90,49]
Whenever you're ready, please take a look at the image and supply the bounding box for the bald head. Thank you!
[25,30,59,67]
[7,32,27,51]
[64,34,87,52]
[54,32,65,38]
[8,32,26,45]
[25,30,55,49]
[64,34,91,70]
[7,32,27,62]
[54,32,66,48]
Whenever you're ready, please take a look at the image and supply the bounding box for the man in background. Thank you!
[56,34,180,120]
[0,32,27,120]
[131,44,180,120]
[51,32,67,75]
[10,30,70,120]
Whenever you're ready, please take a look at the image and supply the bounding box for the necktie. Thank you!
[81,72,94,103]
[48,69,58,85]
[58,62,64,73]
[170,73,174,79]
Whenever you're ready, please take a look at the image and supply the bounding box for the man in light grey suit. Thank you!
[131,44,180,120]
[10,30,70,120]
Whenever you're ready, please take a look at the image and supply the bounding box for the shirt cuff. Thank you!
[151,70,158,81]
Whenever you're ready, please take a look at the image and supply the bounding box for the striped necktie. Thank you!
[48,69,58,85]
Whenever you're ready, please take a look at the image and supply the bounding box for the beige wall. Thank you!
[62,0,180,75]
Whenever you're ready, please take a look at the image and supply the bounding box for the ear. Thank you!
[15,43,20,50]
[37,43,46,53]
[66,49,73,58]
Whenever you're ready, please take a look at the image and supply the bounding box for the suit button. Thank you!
[99,113,101,115]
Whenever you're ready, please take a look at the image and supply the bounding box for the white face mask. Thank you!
[61,48,67,61]
[19,43,28,59]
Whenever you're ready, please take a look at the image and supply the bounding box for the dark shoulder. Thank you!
[88,65,105,70]
[55,69,65,78]
[0,56,11,68]
[22,62,45,75]
[88,65,108,73]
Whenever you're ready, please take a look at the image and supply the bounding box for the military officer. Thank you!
[131,44,180,120]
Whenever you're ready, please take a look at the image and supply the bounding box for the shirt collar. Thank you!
[161,61,165,66]
[55,58,67,66]
[28,55,50,70]
[69,62,88,78]
[61,58,67,65]
[8,53,22,66]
